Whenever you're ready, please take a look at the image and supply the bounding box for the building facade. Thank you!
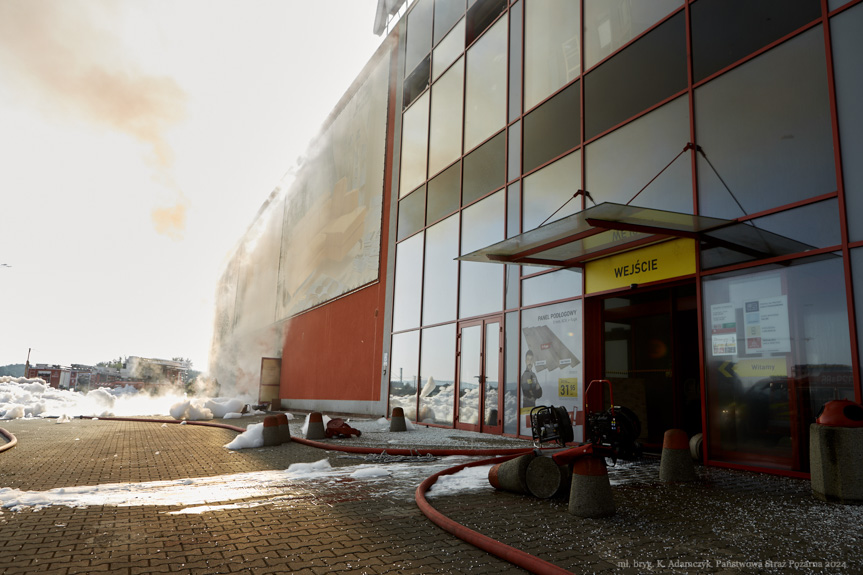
[25,357,189,390]
[26,364,72,389]
[211,0,863,477]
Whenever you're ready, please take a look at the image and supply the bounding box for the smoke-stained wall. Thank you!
[276,52,390,318]
[210,36,395,410]
[234,193,284,334]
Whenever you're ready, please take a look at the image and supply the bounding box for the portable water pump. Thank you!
[529,379,642,461]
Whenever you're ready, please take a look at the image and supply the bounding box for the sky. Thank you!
[0,0,389,372]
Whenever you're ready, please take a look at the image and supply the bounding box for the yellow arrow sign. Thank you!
[719,358,787,378]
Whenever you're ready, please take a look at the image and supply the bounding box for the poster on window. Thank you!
[744,296,791,353]
[520,300,583,441]
[710,302,737,356]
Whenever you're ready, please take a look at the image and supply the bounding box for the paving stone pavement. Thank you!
[2,418,863,574]
[0,419,520,574]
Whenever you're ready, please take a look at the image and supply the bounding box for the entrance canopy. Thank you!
[458,202,814,269]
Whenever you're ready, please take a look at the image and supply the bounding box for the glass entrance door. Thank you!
[456,317,503,433]
[601,284,700,449]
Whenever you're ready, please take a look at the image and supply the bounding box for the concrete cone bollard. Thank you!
[262,415,281,446]
[568,456,615,518]
[306,412,326,440]
[526,455,571,499]
[487,453,536,494]
[660,429,697,482]
[689,432,703,462]
[390,407,407,432]
[276,413,291,444]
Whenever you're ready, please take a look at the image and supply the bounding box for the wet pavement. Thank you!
[1,416,862,574]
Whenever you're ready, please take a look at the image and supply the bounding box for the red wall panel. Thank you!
[281,285,383,401]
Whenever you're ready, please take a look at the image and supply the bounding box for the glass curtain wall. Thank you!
[391,0,861,456]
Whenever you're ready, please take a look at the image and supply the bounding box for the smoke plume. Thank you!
[0,1,186,165]
[0,1,188,238]
[151,200,188,240]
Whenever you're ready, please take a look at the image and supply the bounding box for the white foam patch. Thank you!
[224,423,264,450]
[350,467,391,479]
[0,376,255,421]
[426,464,494,497]
[285,459,333,477]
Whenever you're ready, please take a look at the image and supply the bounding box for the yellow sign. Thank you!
[585,238,696,294]
[719,358,788,378]
[558,378,579,397]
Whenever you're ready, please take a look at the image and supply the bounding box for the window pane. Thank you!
[419,323,456,425]
[460,191,504,318]
[695,28,835,219]
[466,0,507,46]
[750,200,842,249]
[434,0,466,45]
[458,323,482,424]
[405,0,434,76]
[691,0,821,83]
[523,151,582,230]
[504,311,520,435]
[403,56,431,109]
[506,181,520,238]
[831,4,863,242]
[399,91,430,197]
[509,0,523,121]
[522,269,583,306]
[462,130,505,205]
[427,161,461,223]
[524,0,581,111]
[464,15,508,152]
[483,321,501,427]
[584,11,686,140]
[523,80,580,174]
[423,215,459,325]
[586,95,691,212]
[392,234,424,331]
[460,261,503,317]
[390,330,419,420]
[702,256,853,471]
[851,248,863,367]
[461,189,504,254]
[397,185,426,241]
[584,0,683,71]
[508,120,521,182]
[433,18,465,81]
[429,58,464,177]
[505,264,520,309]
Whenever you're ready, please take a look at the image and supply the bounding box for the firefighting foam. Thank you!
[0,376,254,421]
